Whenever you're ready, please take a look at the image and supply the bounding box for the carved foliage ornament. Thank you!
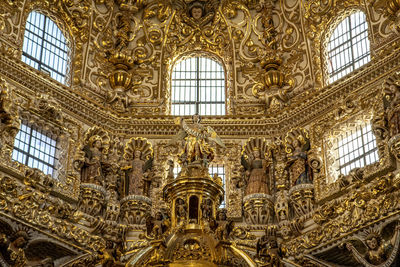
[0,77,20,156]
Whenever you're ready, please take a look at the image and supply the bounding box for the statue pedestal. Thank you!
[289,183,314,217]
[120,195,152,224]
[79,183,106,217]
[243,193,273,224]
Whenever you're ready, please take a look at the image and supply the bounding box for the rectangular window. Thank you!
[12,123,58,177]
[209,164,226,208]
[335,123,378,176]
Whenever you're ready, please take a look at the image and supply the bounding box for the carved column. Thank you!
[104,165,121,221]
[273,139,292,239]
[0,77,20,160]
[383,73,400,163]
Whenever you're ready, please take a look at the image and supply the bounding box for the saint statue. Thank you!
[384,82,400,137]
[81,135,105,186]
[285,129,312,186]
[171,114,225,168]
[286,138,312,186]
[125,150,153,197]
[241,148,270,196]
[176,198,187,225]
[201,198,212,220]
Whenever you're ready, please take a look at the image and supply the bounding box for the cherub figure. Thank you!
[5,230,29,267]
[182,1,216,28]
[346,223,400,265]
[97,239,124,267]
[213,173,223,186]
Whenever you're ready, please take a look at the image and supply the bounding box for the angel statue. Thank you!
[346,222,400,266]
[241,138,271,196]
[122,137,154,197]
[285,129,313,186]
[170,114,225,168]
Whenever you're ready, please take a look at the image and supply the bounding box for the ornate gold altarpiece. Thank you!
[1,0,400,266]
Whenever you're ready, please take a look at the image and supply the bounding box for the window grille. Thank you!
[12,123,58,177]
[171,57,225,116]
[327,11,370,84]
[209,164,226,208]
[22,11,69,84]
[336,123,378,176]
[173,164,226,208]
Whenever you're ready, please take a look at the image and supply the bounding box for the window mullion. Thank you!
[25,126,33,166]
[38,14,47,72]
[360,126,367,167]
[196,57,200,114]
[348,15,356,72]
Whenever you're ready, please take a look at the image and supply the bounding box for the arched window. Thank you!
[22,11,69,84]
[171,57,225,116]
[327,11,370,84]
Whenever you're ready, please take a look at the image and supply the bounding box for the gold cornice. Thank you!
[0,44,399,137]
